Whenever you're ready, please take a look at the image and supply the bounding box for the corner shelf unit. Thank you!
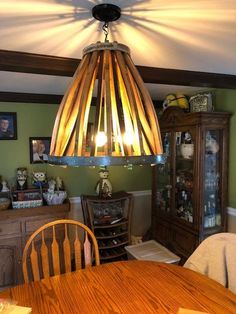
[81,191,133,263]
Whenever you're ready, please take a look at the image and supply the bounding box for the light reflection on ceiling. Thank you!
[0,0,235,98]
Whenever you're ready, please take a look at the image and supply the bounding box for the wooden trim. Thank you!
[0,92,62,104]
[69,190,152,205]
[0,92,97,106]
[0,91,163,107]
[137,66,236,89]
[0,50,79,76]
[1,50,236,89]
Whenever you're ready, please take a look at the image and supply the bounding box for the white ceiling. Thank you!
[0,0,236,99]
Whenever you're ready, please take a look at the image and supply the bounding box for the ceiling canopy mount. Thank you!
[92,4,121,23]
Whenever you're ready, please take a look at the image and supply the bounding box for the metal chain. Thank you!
[102,22,109,42]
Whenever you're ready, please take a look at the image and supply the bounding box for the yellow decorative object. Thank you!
[163,94,178,109]
[163,93,189,111]
[176,93,189,110]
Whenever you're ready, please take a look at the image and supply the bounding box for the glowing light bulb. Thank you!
[123,133,134,145]
[96,132,107,147]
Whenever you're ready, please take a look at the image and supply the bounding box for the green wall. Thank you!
[0,102,152,196]
[215,89,236,208]
[1,90,235,203]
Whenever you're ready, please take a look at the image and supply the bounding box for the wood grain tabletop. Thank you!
[0,260,236,313]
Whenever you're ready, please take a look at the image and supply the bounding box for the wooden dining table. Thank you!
[0,260,236,313]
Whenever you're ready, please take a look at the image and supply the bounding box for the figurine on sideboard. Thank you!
[95,168,112,198]
[16,167,28,190]
[43,177,67,205]
[56,176,64,191]
[48,179,56,193]
[32,171,47,188]
[1,180,9,192]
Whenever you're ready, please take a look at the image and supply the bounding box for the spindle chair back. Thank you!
[22,219,100,283]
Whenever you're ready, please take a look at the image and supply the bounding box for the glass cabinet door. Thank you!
[174,130,194,223]
[156,132,172,214]
[203,130,221,229]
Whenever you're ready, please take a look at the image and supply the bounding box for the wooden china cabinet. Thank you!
[151,107,231,263]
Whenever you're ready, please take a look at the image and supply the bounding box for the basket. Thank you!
[12,199,43,209]
[0,198,11,211]
[43,191,67,205]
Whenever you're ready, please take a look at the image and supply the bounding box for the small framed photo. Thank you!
[29,137,51,164]
[0,112,17,140]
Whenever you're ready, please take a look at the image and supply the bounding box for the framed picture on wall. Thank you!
[0,112,17,140]
[29,137,51,164]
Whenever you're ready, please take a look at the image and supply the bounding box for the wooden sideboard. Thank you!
[0,201,70,290]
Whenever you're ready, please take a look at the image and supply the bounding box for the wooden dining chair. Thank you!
[22,219,100,283]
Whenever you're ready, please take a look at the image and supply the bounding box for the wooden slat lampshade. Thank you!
[49,41,163,166]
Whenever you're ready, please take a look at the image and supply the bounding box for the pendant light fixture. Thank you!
[49,4,163,166]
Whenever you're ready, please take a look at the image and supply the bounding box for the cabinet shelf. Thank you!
[98,240,129,250]
[176,157,194,162]
[94,219,128,229]
[96,231,128,240]
[100,249,127,261]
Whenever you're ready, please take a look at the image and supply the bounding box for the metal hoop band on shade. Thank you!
[49,40,163,167]
[48,154,165,167]
[83,41,130,55]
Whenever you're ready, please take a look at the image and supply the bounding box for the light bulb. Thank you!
[96,131,107,147]
[123,133,134,145]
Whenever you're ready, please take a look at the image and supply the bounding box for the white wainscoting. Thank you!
[69,190,152,237]
[69,198,236,236]
[228,207,236,217]
[227,207,236,233]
